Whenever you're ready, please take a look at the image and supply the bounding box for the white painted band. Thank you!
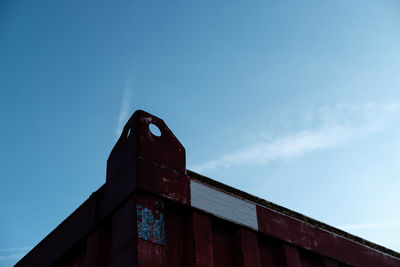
[190,179,259,230]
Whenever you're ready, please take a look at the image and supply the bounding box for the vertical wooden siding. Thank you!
[52,195,345,267]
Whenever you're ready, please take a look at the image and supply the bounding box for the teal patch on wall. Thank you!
[137,205,165,245]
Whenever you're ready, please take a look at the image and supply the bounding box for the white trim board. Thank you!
[190,179,259,230]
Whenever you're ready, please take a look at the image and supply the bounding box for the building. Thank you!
[16,110,400,266]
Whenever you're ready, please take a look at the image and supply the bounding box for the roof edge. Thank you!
[187,169,400,260]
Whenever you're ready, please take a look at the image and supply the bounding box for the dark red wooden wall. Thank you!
[15,110,400,267]
[45,192,354,267]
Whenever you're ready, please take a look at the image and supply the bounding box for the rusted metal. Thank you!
[16,110,400,267]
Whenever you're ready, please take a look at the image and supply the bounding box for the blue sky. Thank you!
[1,0,400,265]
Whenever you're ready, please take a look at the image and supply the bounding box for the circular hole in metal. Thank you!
[126,128,132,138]
[149,123,161,137]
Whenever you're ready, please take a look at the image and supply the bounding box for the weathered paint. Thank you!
[137,205,165,245]
[191,179,258,230]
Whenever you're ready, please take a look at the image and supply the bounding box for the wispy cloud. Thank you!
[339,220,400,231]
[115,80,134,139]
[191,103,400,173]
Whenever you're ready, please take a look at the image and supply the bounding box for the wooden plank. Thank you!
[137,239,165,267]
[191,212,214,267]
[283,245,301,267]
[238,229,261,267]
[191,180,258,230]
[258,236,282,267]
[256,205,399,267]
[212,220,238,267]
[164,203,191,267]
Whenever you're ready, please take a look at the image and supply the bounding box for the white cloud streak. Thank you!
[115,80,133,139]
[191,103,400,173]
